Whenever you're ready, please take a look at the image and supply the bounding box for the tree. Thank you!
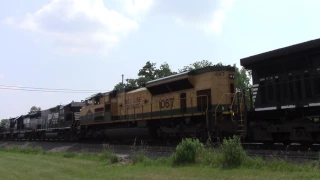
[137,61,157,81]
[29,106,41,113]
[234,64,252,92]
[113,78,139,91]
[114,61,158,88]
[136,76,149,87]
[125,78,138,88]
[178,60,214,72]
[113,61,177,90]
[0,119,8,126]
[113,82,123,91]
[234,64,253,108]
[154,62,177,78]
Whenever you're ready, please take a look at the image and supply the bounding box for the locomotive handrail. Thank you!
[214,92,236,125]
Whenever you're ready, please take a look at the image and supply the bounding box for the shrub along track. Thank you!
[0,140,319,161]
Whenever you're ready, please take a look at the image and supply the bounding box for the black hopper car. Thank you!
[241,38,320,145]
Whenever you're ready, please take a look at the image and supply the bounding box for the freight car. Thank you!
[0,101,84,140]
[241,38,320,146]
[78,65,245,142]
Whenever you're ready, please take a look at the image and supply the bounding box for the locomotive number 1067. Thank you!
[159,98,174,109]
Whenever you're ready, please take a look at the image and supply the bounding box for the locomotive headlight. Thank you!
[229,74,235,79]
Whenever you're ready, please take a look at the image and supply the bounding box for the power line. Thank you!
[0,85,112,94]
[0,87,100,93]
[0,85,109,92]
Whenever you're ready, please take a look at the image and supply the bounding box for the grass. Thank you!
[0,146,119,164]
[1,136,320,179]
[0,151,319,180]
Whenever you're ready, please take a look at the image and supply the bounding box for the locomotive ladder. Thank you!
[236,94,245,136]
[214,92,246,137]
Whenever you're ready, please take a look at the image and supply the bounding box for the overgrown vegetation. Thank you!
[0,146,119,165]
[126,136,320,172]
[172,138,203,166]
[1,136,320,174]
[100,149,119,164]
[220,136,246,168]
[170,136,246,168]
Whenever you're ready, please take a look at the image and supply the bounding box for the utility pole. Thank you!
[122,74,124,89]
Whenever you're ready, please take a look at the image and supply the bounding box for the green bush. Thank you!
[100,149,119,164]
[132,152,146,164]
[220,135,246,168]
[172,138,204,166]
[195,148,223,168]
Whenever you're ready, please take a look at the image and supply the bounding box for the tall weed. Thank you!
[195,148,223,168]
[100,149,119,164]
[172,138,204,166]
[132,152,147,164]
[220,135,246,168]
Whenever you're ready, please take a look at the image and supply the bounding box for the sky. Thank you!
[0,0,319,119]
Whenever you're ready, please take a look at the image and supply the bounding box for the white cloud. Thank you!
[204,0,235,34]
[3,0,234,55]
[149,0,235,35]
[3,0,147,55]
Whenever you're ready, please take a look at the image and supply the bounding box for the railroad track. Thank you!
[246,150,319,160]
[0,140,176,158]
[1,140,319,161]
[2,139,320,150]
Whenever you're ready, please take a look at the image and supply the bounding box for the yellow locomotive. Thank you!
[79,65,244,142]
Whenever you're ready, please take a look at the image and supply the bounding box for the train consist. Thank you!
[0,102,84,141]
[0,66,242,142]
[1,37,320,146]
